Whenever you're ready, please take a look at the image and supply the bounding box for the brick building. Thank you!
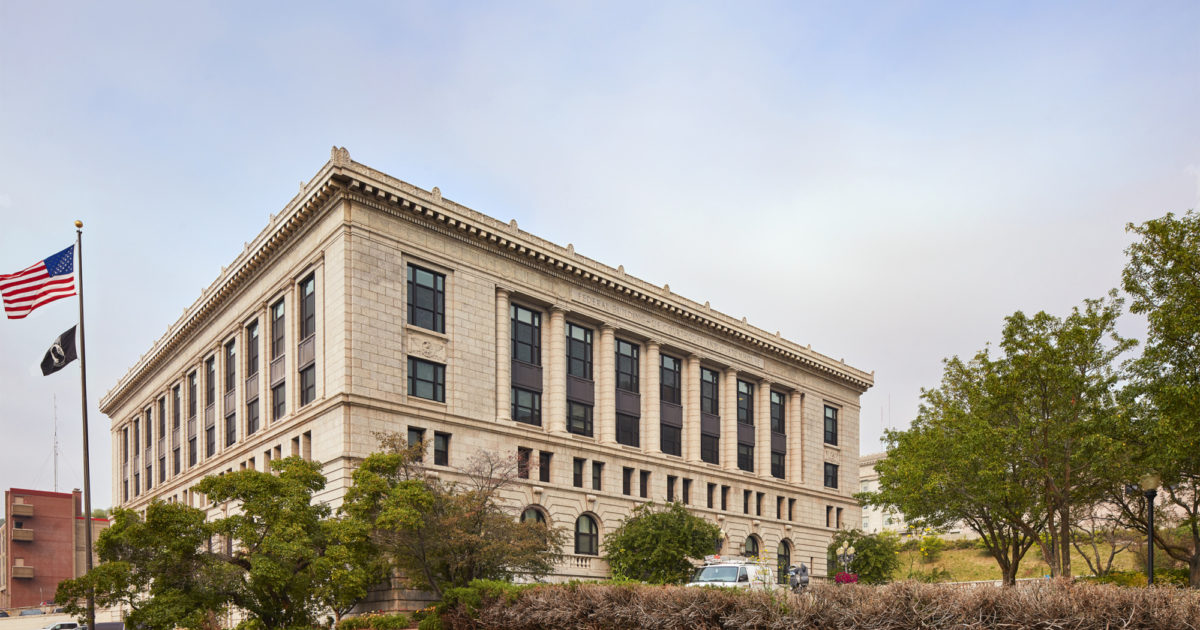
[101,147,872,586]
[0,488,108,609]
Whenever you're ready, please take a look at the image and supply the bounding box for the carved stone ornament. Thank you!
[824,447,841,463]
[331,146,351,165]
[432,186,442,202]
[406,330,448,362]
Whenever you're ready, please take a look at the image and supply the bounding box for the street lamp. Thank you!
[1139,472,1160,586]
[836,542,856,574]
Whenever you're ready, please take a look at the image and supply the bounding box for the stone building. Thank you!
[859,452,974,540]
[101,147,872,584]
[0,488,108,610]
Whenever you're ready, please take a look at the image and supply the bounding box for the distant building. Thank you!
[858,453,974,539]
[0,488,108,609]
[101,147,873,588]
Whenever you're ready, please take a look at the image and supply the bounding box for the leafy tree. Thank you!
[56,502,228,630]
[314,515,387,622]
[602,501,721,584]
[1116,209,1200,587]
[343,433,564,597]
[825,529,901,585]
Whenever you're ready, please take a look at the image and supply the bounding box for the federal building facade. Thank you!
[101,147,873,582]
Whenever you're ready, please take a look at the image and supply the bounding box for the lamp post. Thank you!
[836,542,856,574]
[1139,472,1160,586]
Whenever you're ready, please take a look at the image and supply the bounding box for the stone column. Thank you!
[597,325,615,443]
[721,367,738,471]
[685,354,701,462]
[756,379,771,478]
[644,341,661,453]
[495,288,511,422]
[789,391,804,483]
[547,307,567,434]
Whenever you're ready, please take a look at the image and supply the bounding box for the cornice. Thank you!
[103,147,873,414]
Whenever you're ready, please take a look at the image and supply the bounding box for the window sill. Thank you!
[405,323,450,340]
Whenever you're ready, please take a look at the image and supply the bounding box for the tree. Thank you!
[1118,209,1200,587]
[56,502,228,630]
[825,529,901,585]
[342,433,564,597]
[602,501,721,584]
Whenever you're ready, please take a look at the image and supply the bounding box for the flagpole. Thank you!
[74,220,95,630]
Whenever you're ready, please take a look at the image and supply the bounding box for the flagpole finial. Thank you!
[74,220,83,228]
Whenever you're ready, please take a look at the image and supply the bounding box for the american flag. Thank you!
[0,246,77,319]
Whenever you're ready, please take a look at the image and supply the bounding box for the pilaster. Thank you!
[597,325,615,443]
[495,288,511,422]
[685,354,701,463]
[546,307,566,434]
[644,341,661,454]
[721,366,737,471]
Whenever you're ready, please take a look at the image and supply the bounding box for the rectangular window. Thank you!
[247,399,260,436]
[776,496,784,520]
[756,492,764,517]
[660,424,681,456]
[720,485,729,511]
[788,498,795,521]
[836,507,844,529]
[146,463,152,490]
[639,470,650,499]
[700,368,719,415]
[188,371,198,419]
[682,478,691,505]
[737,380,754,425]
[512,387,542,426]
[666,475,676,502]
[145,411,153,448]
[566,323,593,379]
[567,401,593,437]
[737,443,754,472]
[615,339,639,393]
[538,451,552,483]
[700,434,719,464]
[707,482,715,509]
[407,264,445,333]
[172,385,181,430]
[770,391,785,434]
[826,505,833,528]
[824,462,839,489]
[205,357,216,407]
[434,432,449,466]
[824,405,839,446]
[771,452,785,479]
[271,298,286,359]
[122,427,128,462]
[616,413,639,447]
[225,339,237,392]
[573,458,585,488]
[159,457,165,483]
[206,426,215,457]
[592,461,603,491]
[743,489,751,514]
[189,437,197,466]
[272,383,286,420]
[246,321,260,377]
[225,413,236,447]
[511,304,541,365]
[299,365,316,406]
[517,447,531,479]
[622,467,633,496]
[158,397,166,437]
[407,427,426,461]
[299,275,316,339]
[134,472,140,496]
[173,448,180,475]
[133,419,140,454]
[407,357,446,402]
[660,354,681,404]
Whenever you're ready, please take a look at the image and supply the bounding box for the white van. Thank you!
[685,555,777,590]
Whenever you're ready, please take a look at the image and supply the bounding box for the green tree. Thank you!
[343,433,564,597]
[1116,209,1200,587]
[826,529,901,585]
[602,501,721,584]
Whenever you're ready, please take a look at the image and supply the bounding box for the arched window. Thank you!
[575,514,599,555]
[521,506,546,524]
[744,534,760,558]
[777,539,792,582]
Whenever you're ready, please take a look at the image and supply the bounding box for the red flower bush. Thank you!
[835,571,859,584]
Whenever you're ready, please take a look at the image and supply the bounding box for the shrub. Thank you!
[336,613,409,630]
[919,535,946,563]
[415,615,441,630]
[827,529,902,585]
[834,572,859,584]
[906,567,954,583]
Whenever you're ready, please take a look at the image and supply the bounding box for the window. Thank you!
[836,507,843,529]
[225,414,236,447]
[744,535,760,558]
[188,371,198,419]
[173,448,180,475]
[512,387,542,426]
[122,427,129,462]
[172,385,181,430]
[407,264,445,333]
[743,490,751,514]
[756,492,764,516]
[660,424,681,456]
[538,451,552,483]
[434,432,449,466]
[700,367,719,415]
[737,380,754,425]
[660,354,681,404]
[616,339,638,392]
[770,391,785,433]
[737,443,754,472]
[205,357,216,408]
[567,401,593,437]
[771,452,785,479]
[206,425,215,457]
[707,482,715,509]
[272,382,286,421]
[521,507,545,524]
[299,275,316,339]
[225,339,237,393]
[517,447,532,479]
[133,419,140,455]
[776,496,784,520]
[408,357,446,402]
[300,364,316,407]
[247,399,260,436]
[566,323,593,379]
[666,475,676,502]
[511,304,541,365]
[591,461,603,491]
[134,472,140,496]
[158,397,166,437]
[622,467,633,496]
[824,405,838,446]
[777,541,791,583]
[246,321,259,378]
[145,411,153,448]
[639,470,650,499]
[575,515,599,555]
[271,299,286,360]
[824,462,839,489]
[616,413,639,447]
[189,437,197,466]
[682,478,691,504]
[573,458,585,488]
[788,498,795,521]
[826,505,833,528]
[701,434,719,465]
[408,426,426,450]
[720,485,729,511]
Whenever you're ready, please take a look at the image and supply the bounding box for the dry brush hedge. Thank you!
[439,580,1200,630]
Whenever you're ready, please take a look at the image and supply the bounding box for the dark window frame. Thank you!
[573,457,585,488]
[510,304,542,366]
[700,367,719,415]
[566,322,593,380]
[700,433,719,464]
[246,321,260,377]
[567,400,593,437]
[433,432,450,466]
[824,462,839,489]
[771,451,785,479]
[660,354,681,404]
[616,413,639,447]
[575,514,599,556]
[737,443,754,472]
[824,405,839,446]
[512,387,542,426]
[538,451,552,483]
[736,380,754,425]
[770,391,786,434]
[591,461,603,491]
[270,298,286,360]
[660,424,681,456]
[615,339,639,393]
[299,274,316,340]
[407,357,446,403]
[407,264,445,333]
[224,339,237,393]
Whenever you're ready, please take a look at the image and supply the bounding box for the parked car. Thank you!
[686,555,778,590]
[19,609,46,616]
[41,623,80,630]
[0,611,10,617]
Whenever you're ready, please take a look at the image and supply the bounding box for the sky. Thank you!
[1,1,1197,516]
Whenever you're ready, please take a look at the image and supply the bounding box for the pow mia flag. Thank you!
[41,325,78,376]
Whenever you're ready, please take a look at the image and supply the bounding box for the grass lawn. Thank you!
[890,541,1145,582]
